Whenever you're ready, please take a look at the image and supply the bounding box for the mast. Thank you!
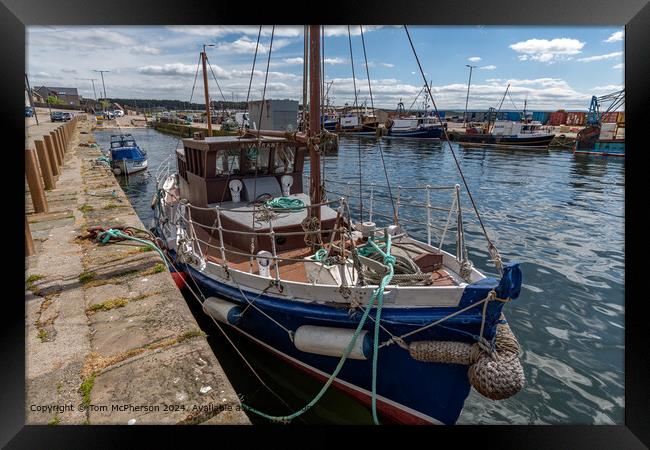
[309,25,322,220]
[201,47,213,136]
[302,26,308,131]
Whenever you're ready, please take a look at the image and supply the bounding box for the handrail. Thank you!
[185,197,343,213]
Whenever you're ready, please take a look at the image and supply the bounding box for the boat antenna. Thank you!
[404,25,502,275]
[360,25,398,225]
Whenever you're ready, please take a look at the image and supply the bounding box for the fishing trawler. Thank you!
[384,102,444,139]
[109,133,148,175]
[456,120,555,148]
[152,25,524,425]
[454,86,554,149]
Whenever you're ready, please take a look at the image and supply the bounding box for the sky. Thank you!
[26,25,624,111]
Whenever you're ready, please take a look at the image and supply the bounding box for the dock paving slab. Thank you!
[25,117,250,425]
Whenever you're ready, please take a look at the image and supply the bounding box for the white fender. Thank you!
[294,325,371,360]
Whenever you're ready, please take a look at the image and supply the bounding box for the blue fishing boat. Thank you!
[109,133,148,175]
[152,27,524,425]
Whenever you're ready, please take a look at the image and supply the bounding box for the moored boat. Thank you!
[109,133,148,175]
[574,90,625,157]
[455,120,555,149]
[152,25,525,425]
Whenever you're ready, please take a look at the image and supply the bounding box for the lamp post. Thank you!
[463,64,477,128]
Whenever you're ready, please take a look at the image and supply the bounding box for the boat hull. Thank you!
[170,253,510,425]
[455,133,554,148]
[111,158,148,175]
[574,139,625,156]
[386,127,444,139]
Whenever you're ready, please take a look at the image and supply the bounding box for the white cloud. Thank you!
[283,57,304,65]
[167,26,302,38]
[604,31,624,43]
[613,63,624,70]
[131,46,161,55]
[510,38,585,63]
[480,65,497,70]
[60,68,77,73]
[380,62,395,68]
[324,57,346,65]
[577,51,623,62]
[137,63,202,77]
[323,26,383,37]
[215,36,292,54]
[591,84,623,92]
[468,56,482,62]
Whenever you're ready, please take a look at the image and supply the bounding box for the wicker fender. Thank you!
[408,316,525,401]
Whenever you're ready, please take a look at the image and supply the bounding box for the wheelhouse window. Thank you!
[215,148,241,176]
[242,145,270,175]
[273,145,295,174]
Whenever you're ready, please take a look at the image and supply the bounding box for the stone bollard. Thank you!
[34,140,55,190]
[25,214,35,256]
[25,148,48,213]
[44,134,60,176]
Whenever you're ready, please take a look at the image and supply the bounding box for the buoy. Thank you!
[202,297,242,326]
[294,325,372,360]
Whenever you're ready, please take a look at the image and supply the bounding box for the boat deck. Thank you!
[194,224,457,286]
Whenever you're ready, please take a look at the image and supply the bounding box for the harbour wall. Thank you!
[25,115,250,425]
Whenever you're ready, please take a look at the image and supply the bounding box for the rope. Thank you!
[242,233,395,425]
[264,197,305,210]
[403,25,503,276]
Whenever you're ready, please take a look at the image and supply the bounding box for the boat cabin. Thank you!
[492,120,545,136]
[110,134,138,149]
[176,134,340,255]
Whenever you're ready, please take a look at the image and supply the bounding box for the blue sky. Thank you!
[26,25,624,110]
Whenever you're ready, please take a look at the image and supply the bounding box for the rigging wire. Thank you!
[403,25,502,274]
[251,25,275,230]
[347,25,364,220]
[359,25,398,225]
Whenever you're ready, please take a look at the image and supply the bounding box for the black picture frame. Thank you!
[5,0,649,447]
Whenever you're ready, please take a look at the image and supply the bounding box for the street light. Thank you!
[463,64,477,128]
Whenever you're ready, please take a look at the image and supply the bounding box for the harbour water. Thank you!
[94,128,624,425]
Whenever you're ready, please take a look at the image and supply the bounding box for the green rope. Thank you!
[96,229,166,264]
[242,234,395,425]
[264,197,305,210]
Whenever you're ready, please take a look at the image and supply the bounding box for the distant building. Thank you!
[248,99,298,131]
[34,86,80,106]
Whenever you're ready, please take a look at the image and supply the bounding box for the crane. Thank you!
[586,89,625,126]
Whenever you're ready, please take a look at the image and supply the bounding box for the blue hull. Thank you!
[387,127,444,139]
[172,252,517,424]
[574,140,624,156]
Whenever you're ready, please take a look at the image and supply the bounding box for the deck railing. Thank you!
[167,181,467,285]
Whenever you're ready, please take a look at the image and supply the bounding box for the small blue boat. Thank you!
[109,133,148,175]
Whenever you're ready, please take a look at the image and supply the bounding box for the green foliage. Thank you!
[47,96,65,105]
